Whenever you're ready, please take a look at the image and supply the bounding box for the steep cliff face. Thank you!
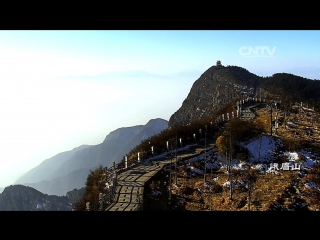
[168,65,264,127]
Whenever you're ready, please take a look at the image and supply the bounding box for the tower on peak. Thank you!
[216,60,221,66]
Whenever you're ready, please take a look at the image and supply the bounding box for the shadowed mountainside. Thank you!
[15,145,92,185]
[0,185,72,211]
[16,118,168,196]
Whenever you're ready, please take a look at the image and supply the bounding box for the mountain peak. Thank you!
[168,64,320,127]
[168,64,262,127]
[145,118,168,130]
[146,118,168,124]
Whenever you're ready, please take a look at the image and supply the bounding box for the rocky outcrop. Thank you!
[169,65,263,127]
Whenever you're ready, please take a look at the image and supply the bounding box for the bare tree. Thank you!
[243,164,259,211]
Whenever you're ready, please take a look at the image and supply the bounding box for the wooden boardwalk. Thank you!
[105,161,169,211]
[105,144,215,211]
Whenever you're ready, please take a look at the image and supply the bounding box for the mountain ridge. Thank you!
[15,144,92,185]
[168,64,320,127]
[15,118,168,196]
[0,184,72,211]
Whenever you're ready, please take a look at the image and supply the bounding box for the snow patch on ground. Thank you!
[222,181,236,189]
[187,166,204,175]
[304,182,317,188]
[240,136,283,163]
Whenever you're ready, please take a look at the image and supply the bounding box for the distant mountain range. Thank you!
[15,145,92,184]
[0,185,72,211]
[14,118,168,196]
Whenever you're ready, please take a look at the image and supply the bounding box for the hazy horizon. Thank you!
[0,30,320,188]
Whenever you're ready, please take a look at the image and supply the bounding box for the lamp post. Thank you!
[149,141,154,157]
[193,133,196,143]
[270,101,277,136]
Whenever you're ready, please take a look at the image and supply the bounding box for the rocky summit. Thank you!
[169,62,320,127]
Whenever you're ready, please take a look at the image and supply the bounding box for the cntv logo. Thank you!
[239,46,277,58]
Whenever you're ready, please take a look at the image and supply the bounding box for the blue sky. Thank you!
[0,30,319,188]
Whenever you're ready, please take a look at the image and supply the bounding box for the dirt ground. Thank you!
[143,106,320,211]
[143,164,319,211]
